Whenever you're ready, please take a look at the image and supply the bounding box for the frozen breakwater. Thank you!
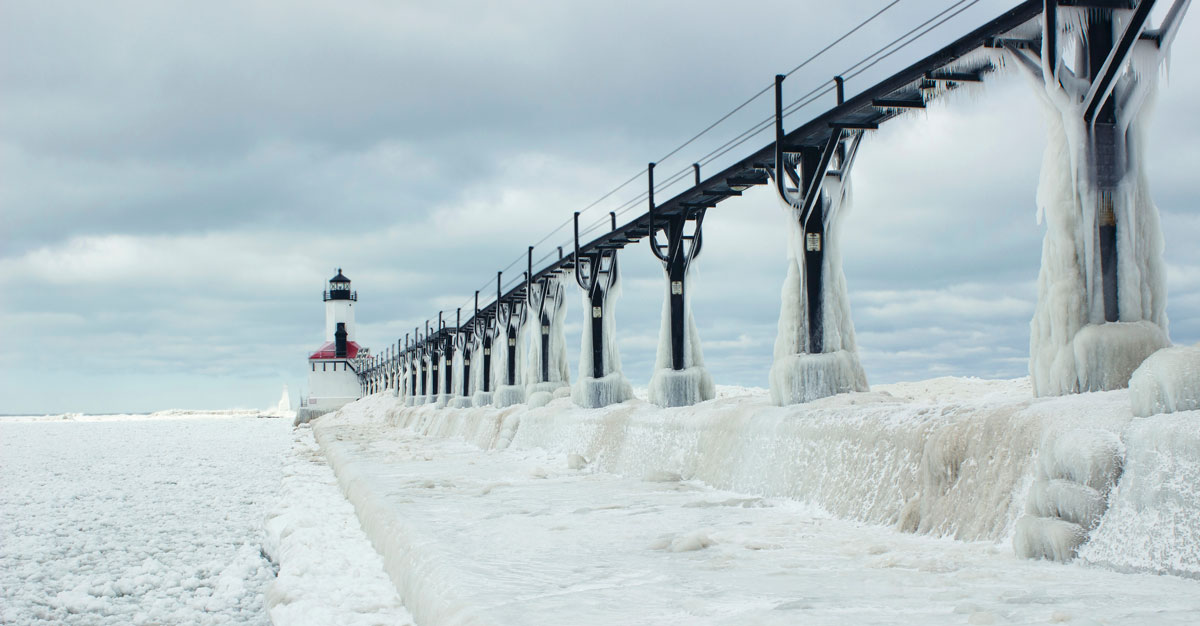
[306,379,1200,625]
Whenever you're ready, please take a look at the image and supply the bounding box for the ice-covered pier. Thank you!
[356,0,1198,417]
[322,0,1200,598]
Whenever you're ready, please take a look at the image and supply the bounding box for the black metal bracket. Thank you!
[495,271,527,387]
[1082,0,1156,126]
[769,74,866,354]
[647,162,706,371]
[574,211,620,378]
[527,246,564,384]
[471,290,497,393]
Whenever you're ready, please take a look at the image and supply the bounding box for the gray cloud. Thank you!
[3,0,1198,412]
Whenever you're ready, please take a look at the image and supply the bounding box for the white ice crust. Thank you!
[1129,345,1200,416]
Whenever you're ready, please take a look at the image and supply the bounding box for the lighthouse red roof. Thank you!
[308,340,361,360]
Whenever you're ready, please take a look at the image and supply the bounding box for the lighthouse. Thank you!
[304,269,364,414]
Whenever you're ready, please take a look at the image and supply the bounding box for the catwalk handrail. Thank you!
[388,0,1051,364]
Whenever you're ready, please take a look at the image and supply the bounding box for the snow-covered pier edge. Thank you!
[308,380,1200,622]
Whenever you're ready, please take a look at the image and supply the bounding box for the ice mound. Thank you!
[572,372,633,409]
[1025,479,1106,530]
[525,381,568,409]
[526,391,553,408]
[768,350,869,405]
[1129,345,1200,417]
[1013,516,1087,562]
[1038,428,1124,495]
[1014,429,1124,562]
[449,397,473,409]
[1072,322,1169,393]
[492,385,525,409]
[471,391,493,407]
[648,367,715,408]
[649,530,715,552]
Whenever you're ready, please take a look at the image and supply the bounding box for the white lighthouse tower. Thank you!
[303,269,364,415]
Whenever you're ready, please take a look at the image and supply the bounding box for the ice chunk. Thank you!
[1129,345,1200,417]
[1025,479,1106,530]
[1013,515,1087,562]
[769,350,868,405]
[1038,429,1123,496]
[526,391,554,408]
[572,372,632,409]
[648,367,714,409]
[493,385,525,408]
[471,391,494,407]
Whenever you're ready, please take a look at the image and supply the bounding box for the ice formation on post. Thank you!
[572,276,633,408]
[470,294,498,408]
[523,274,571,408]
[571,212,632,409]
[645,169,715,409]
[470,341,493,408]
[648,272,714,407]
[492,273,527,409]
[435,351,451,408]
[1009,1,1189,396]
[767,75,868,405]
[449,318,475,409]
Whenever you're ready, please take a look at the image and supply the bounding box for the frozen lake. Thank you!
[0,415,291,625]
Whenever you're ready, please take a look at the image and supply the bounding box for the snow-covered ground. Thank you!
[262,425,413,625]
[0,413,290,625]
[308,383,1200,625]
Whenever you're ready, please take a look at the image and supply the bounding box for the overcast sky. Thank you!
[2,0,1197,414]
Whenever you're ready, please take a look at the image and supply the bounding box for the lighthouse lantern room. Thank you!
[306,269,364,412]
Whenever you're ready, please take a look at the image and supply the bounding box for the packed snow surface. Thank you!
[0,413,289,625]
[312,383,1200,624]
